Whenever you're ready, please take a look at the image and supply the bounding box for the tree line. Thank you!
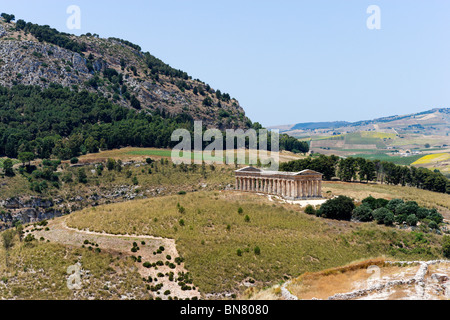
[280,154,450,194]
[0,84,307,163]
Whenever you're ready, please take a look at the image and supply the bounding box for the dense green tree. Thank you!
[2,229,15,267]
[1,13,15,23]
[443,236,450,259]
[406,214,418,227]
[318,196,355,221]
[352,204,373,222]
[2,158,14,177]
[18,152,35,167]
[372,207,392,225]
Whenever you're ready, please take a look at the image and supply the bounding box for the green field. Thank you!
[350,153,425,166]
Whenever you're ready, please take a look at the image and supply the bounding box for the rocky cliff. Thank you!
[0,197,63,228]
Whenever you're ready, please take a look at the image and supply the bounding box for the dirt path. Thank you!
[28,217,200,300]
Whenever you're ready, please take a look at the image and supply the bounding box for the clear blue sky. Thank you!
[2,0,450,126]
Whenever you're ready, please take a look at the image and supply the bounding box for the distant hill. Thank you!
[290,121,350,131]
[271,108,450,137]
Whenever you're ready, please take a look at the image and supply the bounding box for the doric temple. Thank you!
[235,167,323,200]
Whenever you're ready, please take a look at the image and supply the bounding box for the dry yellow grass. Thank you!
[65,190,445,294]
[287,259,420,300]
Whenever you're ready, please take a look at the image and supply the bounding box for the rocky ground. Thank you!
[282,260,450,300]
[28,217,201,300]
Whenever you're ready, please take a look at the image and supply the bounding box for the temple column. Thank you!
[318,180,322,197]
[299,181,303,198]
[289,180,294,198]
[284,180,288,197]
[294,181,298,199]
[292,181,297,199]
[287,180,290,198]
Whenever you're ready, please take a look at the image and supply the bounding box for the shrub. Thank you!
[406,214,418,227]
[244,215,250,223]
[254,246,261,255]
[429,221,439,230]
[361,196,377,210]
[396,201,419,217]
[372,207,391,225]
[386,199,404,213]
[384,212,395,226]
[304,205,316,215]
[443,236,450,259]
[429,209,444,225]
[318,196,355,221]
[352,204,373,222]
[237,249,242,257]
[416,207,430,220]
[395,214,408,225]
[238,207,244,214]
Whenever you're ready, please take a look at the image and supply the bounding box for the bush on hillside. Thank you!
[318,196,355,221]
[352,204,373,222]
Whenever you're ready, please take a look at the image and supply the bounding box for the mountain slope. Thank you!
[0,17,248,129]
[271,108,450,137]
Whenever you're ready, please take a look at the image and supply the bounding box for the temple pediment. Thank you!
[294,169,323,176]
[235,166,262,173]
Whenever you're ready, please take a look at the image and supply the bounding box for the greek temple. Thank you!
[235,167,323,199]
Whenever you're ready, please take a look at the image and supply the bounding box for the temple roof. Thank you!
[235,167,322,176]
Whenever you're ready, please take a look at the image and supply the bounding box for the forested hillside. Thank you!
[0,14,309,160]
[0,14,248,128]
